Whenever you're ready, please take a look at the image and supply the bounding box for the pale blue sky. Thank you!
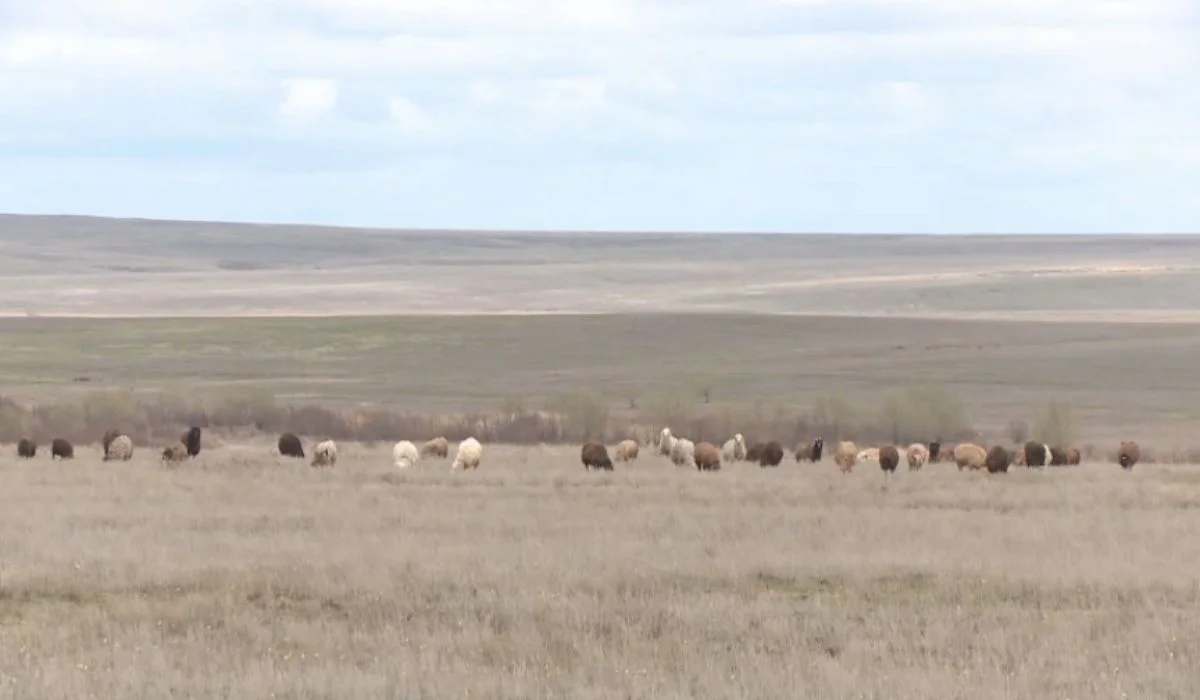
[1,0,1198,233]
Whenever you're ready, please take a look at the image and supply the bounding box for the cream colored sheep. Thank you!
[452,437,483,470]
[311,439,338,468]
[670,437,695,468]
[952,442,988,471]
[906,443,930,471]
[834,440,857,474]
[657,427,677,457]
[393,440,419,469]
[614,439,639,462]
[722,433,747,462]
[104,434,133,462]
[856,447,880,463]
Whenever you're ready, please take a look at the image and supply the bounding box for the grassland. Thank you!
[1,442,1198,699]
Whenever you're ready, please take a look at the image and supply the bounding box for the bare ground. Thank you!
[0,441,1197,699]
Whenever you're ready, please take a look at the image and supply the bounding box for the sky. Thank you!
[1,0,1199,233]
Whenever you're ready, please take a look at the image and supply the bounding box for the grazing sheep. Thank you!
[1118,440,1140,470]
[794,437,824,463]
[181,426,202,457]
[953,443,988,471]
[161,442,188,464]
[986,445,1011,473]
[694,441,722,471]
[721,433,747,462]
[1023,441,1048,469]
[834,440,857,474]
[745,442,764,463]
[581,441,614,471]
[102,429,120,457]
[878,445,900,482]
[1012,448,1027,467]
[104,434,134,462]
[51,437,74,460]
[670,438,696,468]
[1049,446,1069,466]
[17,438,36,459]
[392,440,419,469]
[1067,447,1081,466]
[657,428,677,457]
[928,439,942,463]
[758,440,784,468]
[452,437,483,470]
[857,447,880,463]
[906,443,929,471]
[614,439,639,462]
[278,432,305,459]
[311,439,338,468]
[420,437,449,459]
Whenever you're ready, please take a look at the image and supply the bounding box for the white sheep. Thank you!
[722,433,747,462]
[452,437,483,470]
[658,427,677,457]
[856,447,880,463]
[392,440,419,469]
[104,434,134,462]
[311,439,338,468]
[670,437,696,468]
[906,443,930,470]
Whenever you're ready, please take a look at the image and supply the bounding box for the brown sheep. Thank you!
[614,439,639,462]
[1067,447,1081,465]
[986,445,1011,473]
[794,437,824,463]
[928,439,942,463]
[878,445,900,482]
[278,432,305,459]
[17,438,36,459]
[421,436,449,459]
[182,426,202,457]
[758,440,784,467]
[51,437,73,460]
[1012,448,1027,467]
[936,443,958,463]
[745,442,765,463]
[953,443,988,471]
[834,440,857,474]
[102,429,120,458]
[161,442,188,464]
[580,442,613,471]
[694,441,722,471]
[1049,446,1069,467]
[1118,440,1140,470]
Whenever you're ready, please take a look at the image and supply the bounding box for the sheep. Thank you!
[986,445,1011,473]
[392,440,419,469]
[614,439,639,462]
[670,438,696,468]
[936,443,957,463]
[834,440,857,474]
[794,437,824,463]
[878,445,900,483]
[311,439,337,468]
[182,426,202,457]
[581,441,614,471]
[1118,440,1140,470]
[952,443,987,471]
[104,434,134,462]
[657,427,677,457]
[1012,448,1027,467]
[161,442,188,464]
[421,437,449,459]
[906,443,929,471]
[1049,446,1069,466]
[1023,441,1048,469]
[856,447,880,463]
[452,437,483,470]
[17,438,36,459]
[1067,447,1081,466]
[758,440,784,468]
[101,429,120,457]
[928,439,942,463]
[694,441,722,471]
[278,432,305,459]
[721,433,747,462]
[745,442,764,463]
[51,437,74,460]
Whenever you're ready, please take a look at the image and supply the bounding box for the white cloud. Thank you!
[387,96,433,134]
[278,78,339,121]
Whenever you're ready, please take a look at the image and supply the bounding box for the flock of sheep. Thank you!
[9,424,1142,476]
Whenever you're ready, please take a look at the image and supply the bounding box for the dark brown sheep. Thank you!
[745,442,764,463]
[878,445,900,474]
[182,426,202,457]
[1067,447,1081,466]
[580,441,613,471]
[986,445,1011,473]
[794,437,824,463]
[102,429,120,457]
[17,438,36,459]
[758,441,784,467]
[1023,441,1048,468]
[928,439,942,463]
[161,442,188,464]
[1118,440,1140,470]
[51,437,73,460]
[278,432,305,459]
[694,441,722,471]
[1049,446,1069,466]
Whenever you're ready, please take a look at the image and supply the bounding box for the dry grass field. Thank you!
[3,217,1200,698]
[2,441,1199,699]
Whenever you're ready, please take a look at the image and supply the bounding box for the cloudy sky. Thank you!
[1,0,1198,233]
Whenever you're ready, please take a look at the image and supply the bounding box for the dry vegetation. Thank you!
[1,442,1198,698]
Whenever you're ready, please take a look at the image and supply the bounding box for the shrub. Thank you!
[1032,400,1077,446]
[875,385,971,445]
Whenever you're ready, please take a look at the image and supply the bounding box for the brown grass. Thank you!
[0,440,1197,698]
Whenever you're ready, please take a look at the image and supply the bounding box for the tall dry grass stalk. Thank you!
[0,441,1198,698]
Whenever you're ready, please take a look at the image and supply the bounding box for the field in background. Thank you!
[0,443,1197,699]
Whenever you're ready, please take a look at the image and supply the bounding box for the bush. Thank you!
[875,385,971,445]
[1032,400,1077,446]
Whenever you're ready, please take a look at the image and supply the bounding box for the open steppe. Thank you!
[3,215,1200,698]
